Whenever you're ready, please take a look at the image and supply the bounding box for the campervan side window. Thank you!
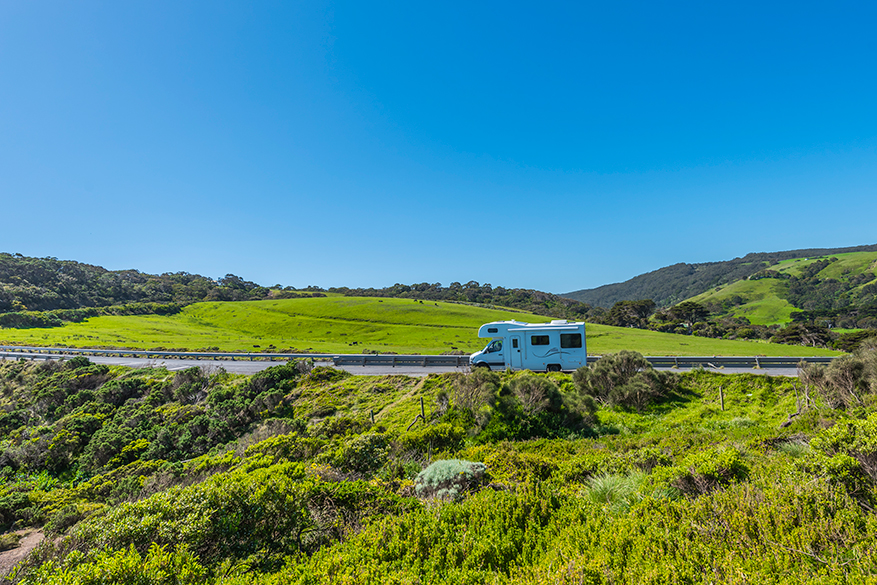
[487,327,499,333]
[561,333,582,348]
[531,335,550,346]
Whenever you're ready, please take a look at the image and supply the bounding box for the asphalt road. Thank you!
[1,351,801,377]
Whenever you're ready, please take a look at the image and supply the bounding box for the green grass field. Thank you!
[0,297,841,356]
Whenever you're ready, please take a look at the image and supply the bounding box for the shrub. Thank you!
[0,532,21,552]
[170,368,209,403]
[573,351,677,411]
[66,356,93,371]
[809,413,877,481]
[481,449,556,484]
[506,374,561,417]
[802,414,877,504]
[414,459,489,501]
[654,447,749,496]
[0,491,32,531]
[72,462,314,569]
[451,368,500,422]
[799,346,877,409]
[397,423,465,454]
[244,433,324,463]
[27,544,207,585]
[309,416,371,439]
[303,367,351,385]
[44,502,102,536]
[249,362,301,394]
[318,433,390,476]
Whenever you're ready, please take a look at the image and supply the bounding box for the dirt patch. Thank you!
[0,528,44,576]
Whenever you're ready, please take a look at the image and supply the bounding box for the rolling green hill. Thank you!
[562,243,877,308]
[689,251,877,327]
[688,278,796,325]
[0,296,840,356]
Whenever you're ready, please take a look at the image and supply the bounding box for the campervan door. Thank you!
[511,323,586,372]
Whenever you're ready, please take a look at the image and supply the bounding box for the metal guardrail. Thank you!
[0,345,836,370]
[332,354,470,367]
[631,355,836,369]
[0,345,471,367]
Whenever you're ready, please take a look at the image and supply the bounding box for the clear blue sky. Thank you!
[2,1,876,293]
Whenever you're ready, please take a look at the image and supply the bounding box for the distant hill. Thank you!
[562,244,877,308]
[689,251,877,329]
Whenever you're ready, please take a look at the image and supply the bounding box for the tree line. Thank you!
[0,253,328,327]
[328,281,601,321]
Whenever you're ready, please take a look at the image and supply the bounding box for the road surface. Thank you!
[1,350,802,377]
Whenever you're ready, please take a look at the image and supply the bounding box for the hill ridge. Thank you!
[562,243,877,308]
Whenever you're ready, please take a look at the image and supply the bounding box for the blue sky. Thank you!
[1,1,875,293]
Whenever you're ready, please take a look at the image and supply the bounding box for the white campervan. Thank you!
[469,320,587,372]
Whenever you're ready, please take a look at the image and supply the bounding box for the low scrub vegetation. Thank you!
[1,348,876,583]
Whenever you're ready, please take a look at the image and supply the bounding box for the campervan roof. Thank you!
[477,320,585,337]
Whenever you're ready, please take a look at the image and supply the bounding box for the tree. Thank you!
[668,301,708,329]
[604,300,656,328]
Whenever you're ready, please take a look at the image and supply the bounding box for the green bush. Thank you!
[451,368,500,424]
[397,422,465,454]
[573,351,677,411]
[303,367,351,385]
[318,433,390,476]
[0,490,33,531]
[243,433,325,463]
[799,346,877,409]
[653,447,749,496]
[26,543,207,584]
[801,413,877,503]
[71,462,314,569]
[414,459,489,501]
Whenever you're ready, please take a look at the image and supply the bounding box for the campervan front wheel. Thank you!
[473,362,491,370]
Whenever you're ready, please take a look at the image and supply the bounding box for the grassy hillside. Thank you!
[563,243,877,308]
[0,297,841,356]
[689,278,796,325]
[775,250,877,280]
[690,251,877,327]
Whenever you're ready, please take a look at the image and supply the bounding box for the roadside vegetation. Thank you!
[1,345,876,583]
